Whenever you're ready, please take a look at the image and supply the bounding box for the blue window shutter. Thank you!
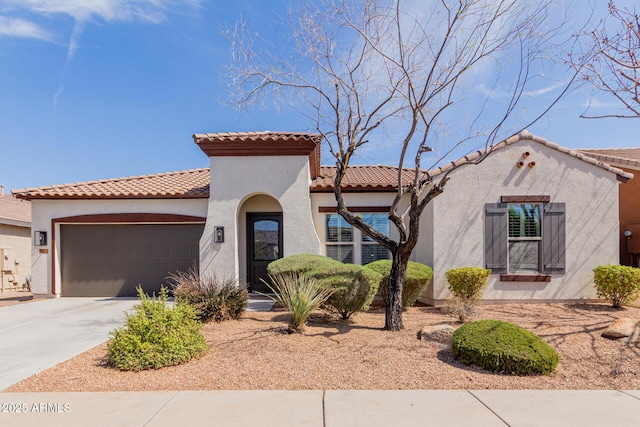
[543,203,566,274]
[485,203,508,273]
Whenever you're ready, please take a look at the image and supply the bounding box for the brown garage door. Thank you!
[60,223,204,297]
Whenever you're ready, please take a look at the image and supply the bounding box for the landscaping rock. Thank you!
[601,318,638,339]
[420,324,455,346]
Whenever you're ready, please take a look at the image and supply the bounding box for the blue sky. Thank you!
[0,0,638,192]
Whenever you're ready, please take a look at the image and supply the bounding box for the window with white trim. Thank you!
[507,204,541,273]
[485,198,565,278]
[325,213,390,264]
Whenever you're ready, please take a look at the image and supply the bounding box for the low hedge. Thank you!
[267,254,341,277]
[593,265,640,308]
[366,260,433,307]
[452,319,559,375]
[306,264,381,319]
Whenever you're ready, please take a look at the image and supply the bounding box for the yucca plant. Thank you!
[262,273,333,333]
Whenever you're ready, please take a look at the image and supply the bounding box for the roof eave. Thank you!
[0,218,30,228]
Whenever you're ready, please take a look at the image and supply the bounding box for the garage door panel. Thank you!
[61,223,204,297]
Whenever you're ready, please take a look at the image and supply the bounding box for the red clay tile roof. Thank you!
[12,132,633,200]
[0,195,31,226]
[311,165,416,192]
[12,168,210,200]
[578,148,640,171]
[428,131,634,182]
[193,131,322,144]
[194,131,323,179]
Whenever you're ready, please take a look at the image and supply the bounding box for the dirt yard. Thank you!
[5,303,640,392]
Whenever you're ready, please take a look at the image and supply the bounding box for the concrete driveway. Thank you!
[0,298,139,391]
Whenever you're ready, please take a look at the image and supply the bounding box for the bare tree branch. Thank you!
[570,1,640,118]
[226,0,579,331]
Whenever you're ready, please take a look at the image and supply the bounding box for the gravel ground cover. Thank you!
[5,303,640,392]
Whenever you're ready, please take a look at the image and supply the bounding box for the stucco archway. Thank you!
[238,194,283,290]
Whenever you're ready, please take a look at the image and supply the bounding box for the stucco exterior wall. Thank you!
[0,224,31,291]
[201,155,320,284]
[423,141,620,304]
[30,199,208,295]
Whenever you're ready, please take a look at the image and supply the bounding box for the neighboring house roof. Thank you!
[12,168,210,201]
[577,147,640,172]
[0,195,31,227]
[310,165,415,192]
[427,131,634,182]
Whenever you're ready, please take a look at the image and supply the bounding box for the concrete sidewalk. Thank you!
[0,390,638,426]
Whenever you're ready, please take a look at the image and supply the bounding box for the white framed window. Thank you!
[325,213,390,265]
[485,197,565,278]
[325,214,354,263]
[507,203,542,273]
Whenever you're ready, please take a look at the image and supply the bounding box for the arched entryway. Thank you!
[239,194,283,293]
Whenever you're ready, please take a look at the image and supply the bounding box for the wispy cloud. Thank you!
[0,0,203,109]
[0,15,53,41]
[0,0,202,24]
[581,97,622,109]
[475,80,570,100]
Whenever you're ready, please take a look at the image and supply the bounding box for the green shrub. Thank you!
[267,254,341,278]
[170,267,248,322]
[107,287,207,371]
[366,260,433,307]
[263,273,334,333]
[452,319,559,375]
[307,264,381,319]
[593,265,640,308]
[444,267,491,323]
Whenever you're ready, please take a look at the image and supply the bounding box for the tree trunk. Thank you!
[384,249,409,331]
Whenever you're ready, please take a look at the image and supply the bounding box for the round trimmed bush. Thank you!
[452,319,559,375]
[267,254,341,277]
[307,264,381,319]
[366,260,433,307]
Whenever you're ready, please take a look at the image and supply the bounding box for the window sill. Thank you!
[500,274,551,282]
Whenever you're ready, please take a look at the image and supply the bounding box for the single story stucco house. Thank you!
[13,131,631,305]
[0,192,31,292]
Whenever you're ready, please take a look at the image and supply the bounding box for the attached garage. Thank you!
[60,224,204,297]
[60,223,204,297]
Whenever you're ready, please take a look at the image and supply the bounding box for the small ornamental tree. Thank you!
[228,0,580,330]
[444,267,491,323]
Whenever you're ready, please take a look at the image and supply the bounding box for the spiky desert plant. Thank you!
[263,273,333,333]
[169,266,248,322]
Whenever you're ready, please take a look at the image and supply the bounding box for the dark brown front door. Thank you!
[247,213,283,293]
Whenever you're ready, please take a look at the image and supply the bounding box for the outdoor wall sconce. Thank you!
[214,226,225,243]
[34,231,47,246]
[625,230,633,238]
[528,161,536,168]
[517,161,525,168]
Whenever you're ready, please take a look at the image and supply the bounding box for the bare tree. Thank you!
[573,1,640,118]
[227,0,577,330]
